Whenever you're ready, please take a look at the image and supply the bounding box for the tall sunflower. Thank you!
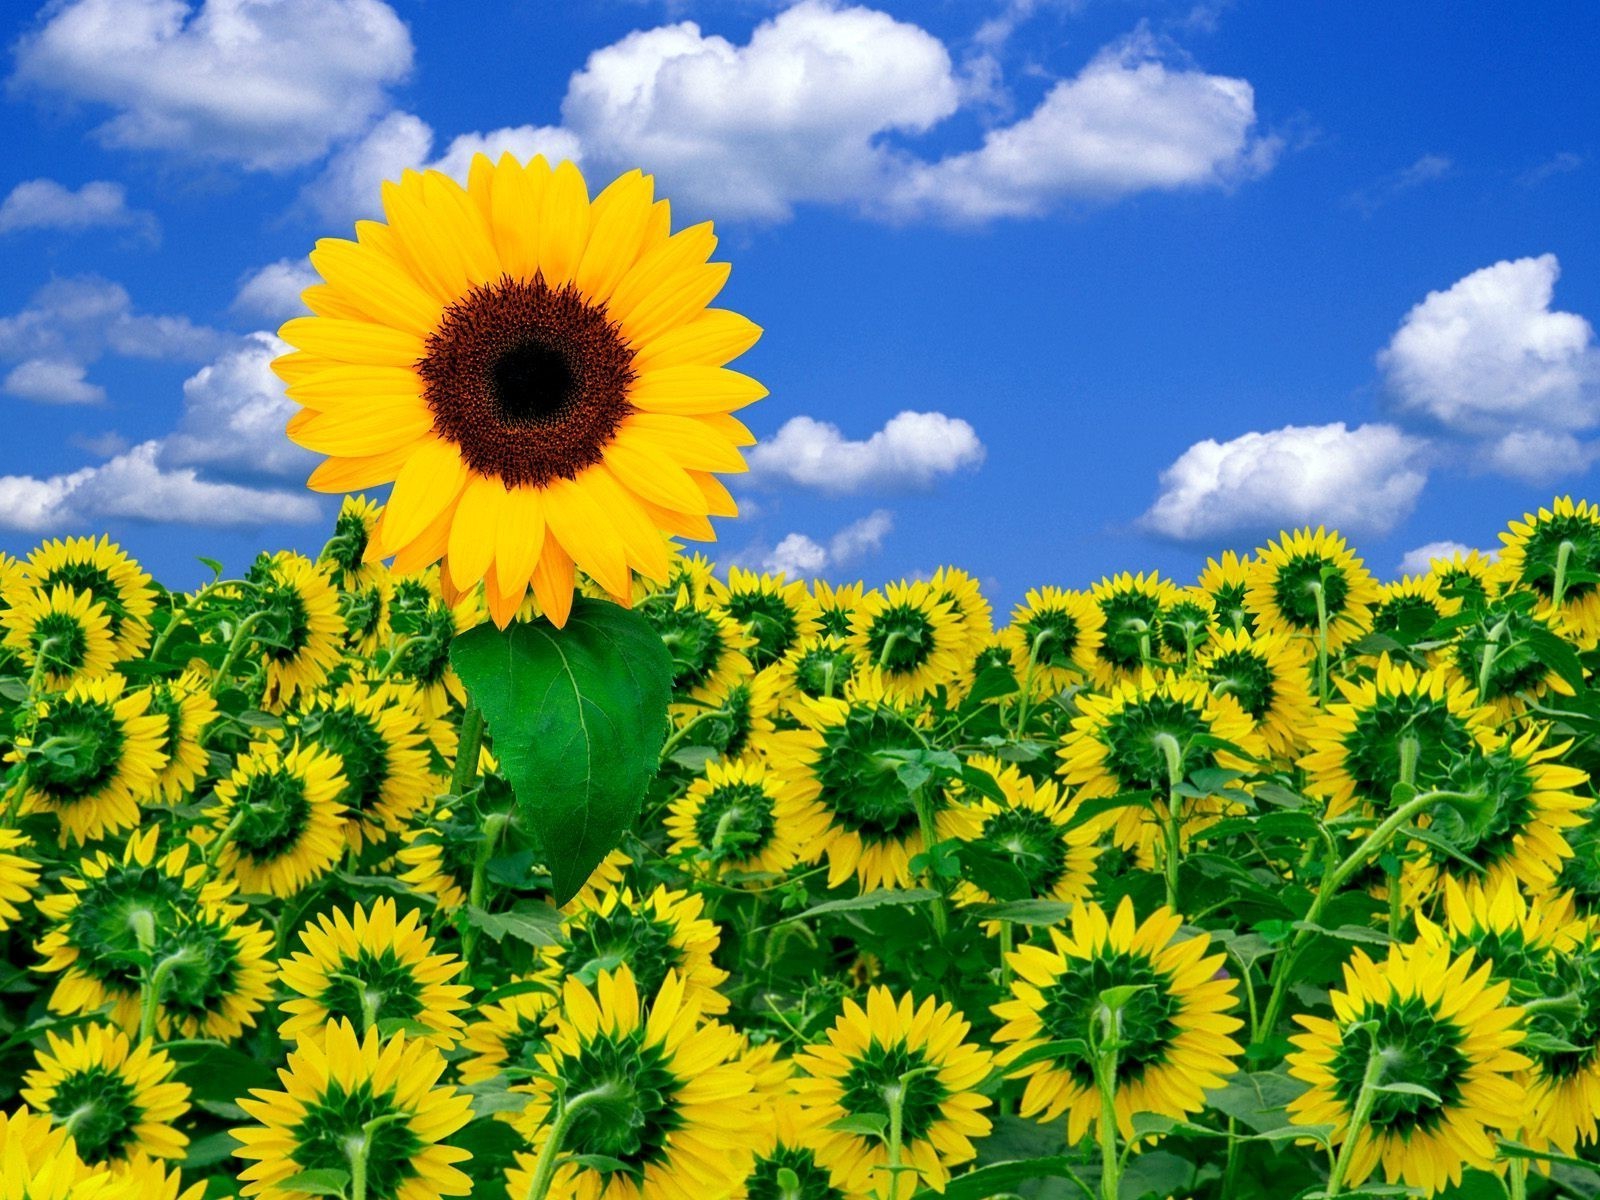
[245,552,346,709]
[20,1024,190,1166]
[318,494,387,590]
[1444,596,1575,718]
[791,986,993,1196]
[993,898,1242,1140]
[1,585,116,689]
[300,678,433,853]
[1426,548,1502,608]
[1196,628,1316,760]
[930,566,995,658]
[666,756,830,880]
[1156,586,1217,664]
[385,569,475,717]
[279,898,471,1046]
[1369,575,1461,651]
[1002,586,1104,697]
[1087,572,1180,686]
[136,903,277,1043]
[9,535,156,661]
[846,581,965,702]
[278,155,765,629]
[9,673,166,845]
[202,737,347,898]
[769,634,859,706]
[458,975,557,1087]
[1499,496,1600,646]
[811,579,866,638]
[1198,550,1254,634]
[1287,940,1530,1196]
[646,585,754,707]
[1245,527,1379,653]
[505,967,756,1200]
[233,1019,473,1200]
[141,670,218,804]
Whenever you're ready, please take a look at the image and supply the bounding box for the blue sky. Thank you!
[2,0,1596,608]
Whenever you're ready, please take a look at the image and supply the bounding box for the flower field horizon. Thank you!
[5,493,1600,1199]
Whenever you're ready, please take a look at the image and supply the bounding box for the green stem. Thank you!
[1477,615,1508,699]
[209,611,269,697]
[521,1084,627,1200]
[451,702,485,798]
[1551,539,1575,610]
[377,635,423,680]
[1326,1043,1387,1197]
[463,811,510,966]
[1310,577,1331,706]
[1012,630,1051,735]
[139,948,196,1044]
[911,785,950,939]
[1092,1003,1124,1200]
[882,1081,908,1200]
[347,1111,409,1200]
[999,920,1016,1117]
[1152,732,1185,911]
[877,631,906,671]
[658,707,732,761]
[1508,1156,1528,1200]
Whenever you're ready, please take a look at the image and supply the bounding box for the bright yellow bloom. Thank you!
[1246,527,1378,652]
[1,584,116,689]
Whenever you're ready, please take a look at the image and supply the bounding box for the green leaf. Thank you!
[934,1157,1085,1200]
[968,899,1074,926]
[773,889,939,925]
[275,1169,351,1196]
[1063,789,1154,833]
[463,905,563,947]
[1373,1081,1441,1103]
[827,1113,889,1137]
[451,599,673,905]
[376,1017,436,1039]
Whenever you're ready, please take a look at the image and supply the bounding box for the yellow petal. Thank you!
[391,502,455,575]
[286,365,422,411]
[447,476,506,593]
[537,159,591,286]
[621,414,747,473]
[290,402,434,457]
[587,465,672,583]
[532,535,576,628]
[619,260,730,349]
[306,446,414,493]
[607,222,717,339]
[309,238,442,338]
[630,308,762,373]
[489,153,546,281]
[690,470,738,518]
[279,317,426,368]
[628,365,766,415]
[493,485,546,592]
[382,438,469,549]
[572,170,654,307]
[543,475,630,598]
[602,437,709,513]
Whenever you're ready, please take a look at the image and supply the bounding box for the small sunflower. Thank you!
[9,673,166,845]
[10,535,156,660]
[1198,551,1254,634]
[203,737,347,899]
[1087,571,1181,686]
[1002,586,1104,696]
[1196,628,1316,759]
[300,678,433,853]
[1156,587,1217,664]
[141,670,218,804]
[318,494,387,590]
[1427,548,1501,608]
[1287,940,1530,1196]
[233,1019,473,1200]
[542,883,731,1015]
[668,661,782,763]
[1246,527,1379,652]
[458,975,557,1087]
[713,567,821,669]
[21,1024,190,1166]
[1299,657,1500,822]
[769,634,859,706]
[1499,496,1600,646]
[930,566,995,658]
[0,828,40,934]
[1512,925,1600,1155]
[395,801,477,911]
[279,898,472,1046]
[738,1070,854,1200]
[666,756,830,880]
[1370,575,1461,649]
[505,967,756,1200]
[812,579,866,638]
[1443,596,1575,717]
[771,672,984,890]
[244,552,345,709]
[280,155,764,629]
[340,569,394,658]
[1058,670,1263,852]
[137,903,277,1042]
[792,986,993,1195]
[847,581,964,702]
[0,1106,107,1198]
[386,569,475,717]
[1,585,116,689]
[646,584,754,704]
[993,898,1242,1140]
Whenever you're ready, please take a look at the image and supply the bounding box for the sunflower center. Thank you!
[418,274,635,488]
[1039,951,1180,1087]
[291,1081,424,1200]
[1206,649,1277,720]
[1343,695,1475,808]
[318,948,426,1029]
[68,867,191,991]
[863,605,936,674]
[816,708,924,843]
[29,698,126,802]
[981,808,1068,894]
[230,768,312,865]
[1099,696,1213,793]
[727,592,801,667]
[837,1042,950,1143]
[692,780,778,864]
[1331,997,1466,1132]
[48,1067,140,1162]
[570,911,681,998]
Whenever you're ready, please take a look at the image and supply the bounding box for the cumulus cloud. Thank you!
[762,532,829,577]
[160,333,316,484]
[1396,540,1495,577]
[1380,254,1600,438]
[747,411,984,494]
[0,179,157,240]
[11,0,413,171]
[302,112,582,224]
[744,509,896,577]
[884,32,1277,221]
[2,359,106,405]
[232,259,319,323]
[1140,421,1430,541]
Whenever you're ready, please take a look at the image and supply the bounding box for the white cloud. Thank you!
[561,0,961,221]
[1346,153,1451,216]
[0,441,320,533]
[1396,540,1496,577]
[0,179,156,239]
[1380,254,1600,437]
[160,333,315,484]
[763,532,828,577]
[11,0,413,171]
[829,508,894,562]
[747,411,984,494]
[2,359,106,405]
[745,509,896,577]
[1141,421,1430,541]
[884,33,1276,221]
[1480,429,1598,483]
[231,259,318,323]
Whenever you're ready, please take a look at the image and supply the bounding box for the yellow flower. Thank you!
[141,670,218,804]
[0,829,40,934]
[666,756,830,879]
[7,535,155,660]
[203,737,347,898]
[1088,572,1181,686]
[1245,527,1378,652]
[1499,495,1600,646]
[1198,550,1254,634]
[279,155,765,629]
[1195,628,1316,760]
[847,581,965,702]
[1,584,116,689]
[1003,586,1104,697]
[245,552,346,710]
[302,678,433,853]
[712,566,821,669]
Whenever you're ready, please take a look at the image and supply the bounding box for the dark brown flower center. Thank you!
[418,274,635,487]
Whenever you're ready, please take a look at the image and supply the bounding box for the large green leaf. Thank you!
[451,599,673,905]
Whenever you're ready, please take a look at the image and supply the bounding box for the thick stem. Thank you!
[1508,1156,1529,1200]
[139,949,196,1044]
[451,702,485,798]
[883,1081,907,1200]
[463,811,510,965]
[1012,629,1052,735]
[521,1084,627,1200]
[1092,1002,1124,1200]
[1152,732,1185,911]
[1551,539,1576,610]
[209,611,269,697]
[911,785,950,939]
[1310,578,1331,707]
[1477,615,1509,699]
[1326,1044,1387,1197]
[347,1112,409,1200]
[658,707,732,761]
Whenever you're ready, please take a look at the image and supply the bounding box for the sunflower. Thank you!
[34,828,230,1024]
[769,634,859,706]
[458,975,557,1087]
[1002,587,1104,697]
[1088,572,1180,686]
[647,584,754,704]
[319,494,387,590]
[1512,925,1600,1155]
[792,986,993,1195]
[770,672,984,890]
[713,567,820,669]
[340,568,394,658]
[1196,629,1316,759]
[141,670,218,804]
[0,1105,107,1199]
[847,581,964,702]
[738,1070,854,1200]
[505,967,756,1200]
[1443,596,1575,718]
[9,673,166,845]
[1058,670,1263,852]
[21,1024,189,1165]
[811,579,866,639]
[541,883,731,1015]
[300,678,432,853]
[929,566,994,658]
[100,1155,207,1200]
[1156,587,1217,665]
[135,903,277,1042]
[279,898,471,1046]
[0,829,40,934]
[994,898,1242,1140]
[1299,657,1500,822]
[1369,575,1461,650]
[244,552,345,709]
[1499,496,1600,646]
[1401,725,1590,898]
[395,802,478,911]
[1198,550,1254,634]
[386,569,475,717]
[279,155,764,629]
[668,661,782,763]
[1245,527,1379,653]
[234,1019,473,1200]
[1427,548,1502,609]
[666,756,830,880]
[1,585,116,689]
[951,756,1099,915]
[9,535,156,660]
[203,737,347,899]
[1287,940,1529,1196]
